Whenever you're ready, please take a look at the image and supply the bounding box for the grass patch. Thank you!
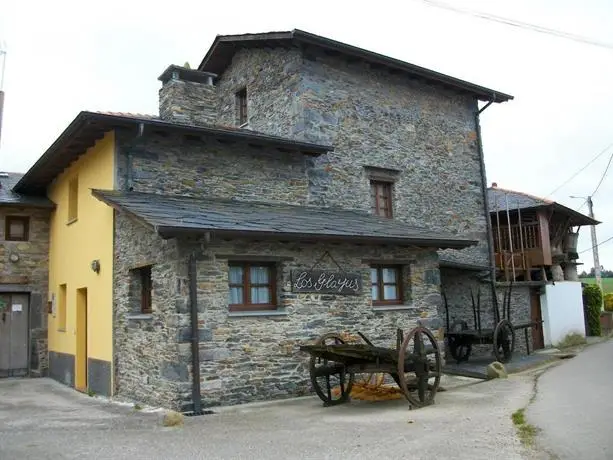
[134,403,142,411]
[511,408,538,447]
[555,332,587,349]
[581,277,613,294]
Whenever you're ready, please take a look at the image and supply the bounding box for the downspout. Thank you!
[475,97,498,308]
[188,250,202,414]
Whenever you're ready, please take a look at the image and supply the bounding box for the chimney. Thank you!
[158,65,218,126]
[491,182,498,188]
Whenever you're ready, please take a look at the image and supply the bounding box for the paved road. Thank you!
[0,375,534,460]
[526,340,613,460]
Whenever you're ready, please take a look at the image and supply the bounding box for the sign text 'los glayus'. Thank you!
[290,269,362,295]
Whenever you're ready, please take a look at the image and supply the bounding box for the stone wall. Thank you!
[0,206,50,376]
[214,46,489,267]
[159,78,217,126]
[177,236,442,410]
[440,268,533,356]
[113,212,185,410]
[115,131,309,205]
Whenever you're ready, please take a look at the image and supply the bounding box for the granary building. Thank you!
[1,29,514,411]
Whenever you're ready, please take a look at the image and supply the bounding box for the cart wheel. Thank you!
[447,320,472,364]
[493,319,515,363]
[397,326,442,409]
[309,332,354,406]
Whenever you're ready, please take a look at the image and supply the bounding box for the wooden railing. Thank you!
[493,222,541,252]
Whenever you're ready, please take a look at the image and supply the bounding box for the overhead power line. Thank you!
[591,149,613,198]
[545,141,613,198]
[416,0,613,51]
[579,235,613,254]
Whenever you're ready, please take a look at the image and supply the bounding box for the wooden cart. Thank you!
[299,326,442,409]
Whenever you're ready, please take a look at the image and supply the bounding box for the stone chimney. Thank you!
[158,65,218,126]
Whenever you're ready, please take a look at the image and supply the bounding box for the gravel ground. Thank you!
[0,375,535,460]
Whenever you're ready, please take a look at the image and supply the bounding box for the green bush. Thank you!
[604,293,613,312]
[583,284,602,336]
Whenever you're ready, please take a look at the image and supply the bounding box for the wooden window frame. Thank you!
[370,265,403,306]
[370,180,393,218]
[5,216,30,241]
[228,262,277,312]
[68,177,79,223]
[236,87,248,126]
[139,266,153,314]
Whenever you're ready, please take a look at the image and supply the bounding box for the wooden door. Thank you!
[75,288,88,391]
[530,290,544,350]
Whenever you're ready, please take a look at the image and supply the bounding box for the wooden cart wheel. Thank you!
[447,319,472,363]
[309,332,355,406]
[397,326,442,409]
[493,319,515,363]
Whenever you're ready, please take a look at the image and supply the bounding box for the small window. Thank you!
[58,284,67,331]
[370,180,393,218]
[236,87,247,126]
[5,216,29,241]
[68,177,79,222]
[371,265,402,305]
[139,266,152,314]
[228,262,276,311]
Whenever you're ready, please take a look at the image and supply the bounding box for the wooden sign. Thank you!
[291,269,362,295]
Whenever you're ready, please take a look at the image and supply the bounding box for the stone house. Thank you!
[10,29,515,410]
[0,172,53,378]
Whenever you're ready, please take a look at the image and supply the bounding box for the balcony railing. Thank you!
[493,222,541,252]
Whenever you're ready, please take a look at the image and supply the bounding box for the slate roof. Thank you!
[488,186,599,226]
[198,29,513,103]
[0,172,54,208]
[14,111,332,195]
[92,190,478,249]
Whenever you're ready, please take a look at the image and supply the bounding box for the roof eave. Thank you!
[199,29,513,103]
[155,225,478,249]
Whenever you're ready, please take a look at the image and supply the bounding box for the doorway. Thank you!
[530,289,545,350]
[75,288,88,392]
[0,293,30,378]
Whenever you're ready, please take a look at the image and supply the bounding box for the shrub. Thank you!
[555,332,586,349]
[583,284,602,336]
[604,293,613,312]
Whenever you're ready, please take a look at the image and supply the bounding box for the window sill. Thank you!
[127,314,153,320]
[239,122,249,129]
[66,218,78,226]
[228,310,288,318]
[372,304,415,312]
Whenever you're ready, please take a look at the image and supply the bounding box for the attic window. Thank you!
[236,87,247,126]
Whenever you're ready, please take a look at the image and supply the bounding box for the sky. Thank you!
[1,0,612,271]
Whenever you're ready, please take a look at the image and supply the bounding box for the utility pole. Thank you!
[586,196,603,297]
[571,195,603,309]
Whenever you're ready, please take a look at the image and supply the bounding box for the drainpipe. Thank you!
[474,97,499,310]
[188,250,202,414]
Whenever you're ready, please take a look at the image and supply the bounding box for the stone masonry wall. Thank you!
[440,268,532,356]
[115,131,309,205]
[159,79,217,126]
[113,212,184,410]
[215,47,490,267]
[177,237,443,410]
[0,206,50,376]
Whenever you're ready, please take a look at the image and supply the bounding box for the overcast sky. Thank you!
[1,0,611,271]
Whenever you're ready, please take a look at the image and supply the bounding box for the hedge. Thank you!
[583,284,602,336]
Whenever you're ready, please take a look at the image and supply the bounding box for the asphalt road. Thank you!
[526,339,613,460]
[0,375,534,460]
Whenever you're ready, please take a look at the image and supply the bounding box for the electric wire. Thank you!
[415,0,613,51]
[579,235,613,254]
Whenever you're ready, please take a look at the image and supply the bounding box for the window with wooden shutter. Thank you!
[370,180,393,218]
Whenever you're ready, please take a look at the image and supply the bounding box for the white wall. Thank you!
[540,281,586,347]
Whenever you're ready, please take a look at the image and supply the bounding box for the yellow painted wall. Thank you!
[47,131,115,380]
